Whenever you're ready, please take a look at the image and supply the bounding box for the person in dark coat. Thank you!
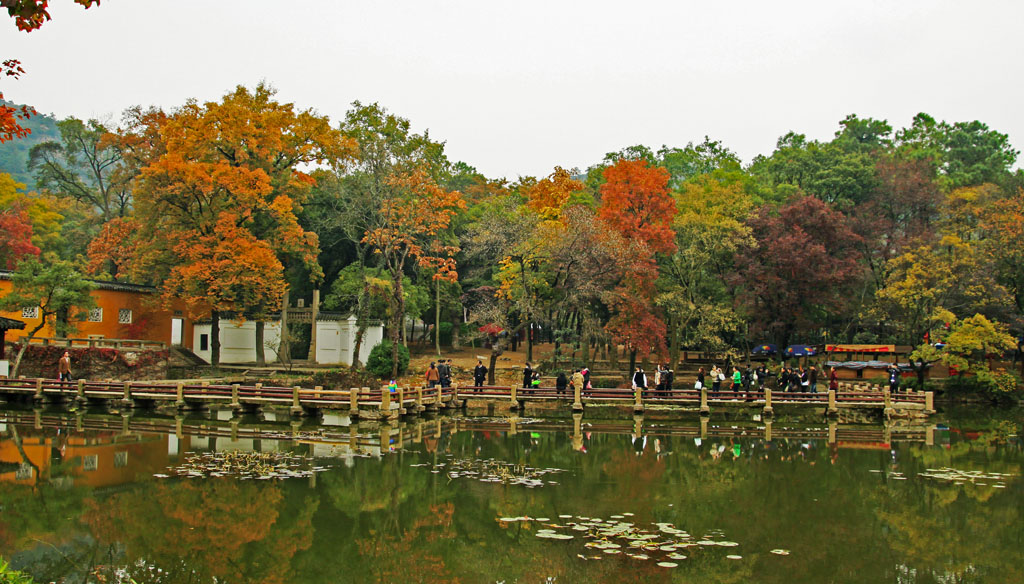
[809,365,819,393]
[523,362,533,389]
[664,368,674,396]
[473,360,488,391]
[888,364,900,393]
[556,372,568,396]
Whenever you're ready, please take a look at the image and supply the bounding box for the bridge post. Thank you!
[291,386,304,417]
[175,382,186,410]
[314,385,322,400]
[380,384,392,419]
[119,381,135,409]
[397,385,405,414]
[883,389,895,418]
[230,384,242,413]
[416,385,424,412]
[572,377,583,412]
[826,389,838,417]
[633,385,644,413]
[33,378,44,404]
[509,385,518,411]
[700,387,710,415]
[350,387,360,418]
[924,391,935,414]
[436,383,443,409]
[75,379,87,407]
[763,388,773,417]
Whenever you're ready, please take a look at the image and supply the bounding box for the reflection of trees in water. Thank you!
[80,480,317,583]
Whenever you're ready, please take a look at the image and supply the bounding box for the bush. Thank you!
[308,366,379,390]
[0,559,34,584]
[366,340,410,378]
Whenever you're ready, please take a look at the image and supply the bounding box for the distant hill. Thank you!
[0,101,60,189]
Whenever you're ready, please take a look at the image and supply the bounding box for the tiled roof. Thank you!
[0,316,26,330]
[0,270,155,293]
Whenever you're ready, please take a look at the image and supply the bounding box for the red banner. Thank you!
[826,344,895,353]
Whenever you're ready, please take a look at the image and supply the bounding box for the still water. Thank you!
[0,406,1021,583]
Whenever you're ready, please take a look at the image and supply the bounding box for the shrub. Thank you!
[0,559,34,584]
[309,366,379,390]
[366,340,410,378]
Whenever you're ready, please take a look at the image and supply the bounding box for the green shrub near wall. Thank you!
[366,341,410,378]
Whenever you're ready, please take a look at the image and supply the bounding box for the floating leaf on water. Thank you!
[719,541,739,547]
[499,517,519,522]
[656,562,678,568]
[668,553,687,560]
[726,555,743,560]
[770,549,790,556]
[559,514,572,519]
[629,554,650,560]
[535,517,550,522]
[603,549,621,555]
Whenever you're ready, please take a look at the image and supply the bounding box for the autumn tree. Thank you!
[364,168,465,377]
[123,84,354,367]
[597,158,676,369]
[734,196,863,348]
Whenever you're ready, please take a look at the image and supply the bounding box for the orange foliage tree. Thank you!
[597,159,676,368]
[0,59,33,143]
[364,167,466,376]
[117,84,355,366]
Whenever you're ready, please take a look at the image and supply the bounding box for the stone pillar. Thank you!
[416,385,424,412]
[572,376,583,412]
[120,381,134,409]
[307,289,320,362]
[230,383,242,413]
[175,382,186,410]
[33,378,44,403]
[509,384,518,410]
[883,389,894,418]
[398,385,406,414]
[75,379,87,407]
[633,385,644,413]
[700,387,710,415]
[924,391,935,414]
[572,412,583,452]
[763,387,773,417]
[350,387,360,417]
[380,384,391,418]
[291,385,304,417]
[827,389,838,417]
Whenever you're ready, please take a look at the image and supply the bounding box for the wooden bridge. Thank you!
[0,377,934,420]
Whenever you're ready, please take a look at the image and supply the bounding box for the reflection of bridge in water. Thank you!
[1,408,941,469]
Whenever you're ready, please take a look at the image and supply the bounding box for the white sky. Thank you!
[3,0,1022,179]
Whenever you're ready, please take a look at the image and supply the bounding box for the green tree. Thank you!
[0,255,95,376]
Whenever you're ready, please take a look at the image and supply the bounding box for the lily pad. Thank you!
[657,562,678,568]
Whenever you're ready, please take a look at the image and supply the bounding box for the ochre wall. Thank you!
[0,280,193,350]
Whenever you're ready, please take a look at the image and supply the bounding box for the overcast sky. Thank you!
[3,1,1022,179]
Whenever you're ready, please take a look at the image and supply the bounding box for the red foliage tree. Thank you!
[0,205,40,268]
[734,196,863,347]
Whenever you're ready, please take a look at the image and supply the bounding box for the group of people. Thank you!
[424,359,456,388]
[695,363,840,397]
[630,364,675,394]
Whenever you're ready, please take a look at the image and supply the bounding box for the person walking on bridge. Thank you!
[473,360,487,391]
[523,362,533,389]
[58,351,72,382]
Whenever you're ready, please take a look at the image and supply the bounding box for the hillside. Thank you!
[0,101,60,188]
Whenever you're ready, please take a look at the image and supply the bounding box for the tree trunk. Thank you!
[255,321,266,366]
[488,348,500,385]
[391,275,405,379]
[609,343,617,368]
[451,309,461,351]
[526,321,533,362]
[9,322,45,379]
[629,348,637,376]
[353,322,367,368]
[211,310,221,369]
[435,277,442,356]
[668,316,679,369]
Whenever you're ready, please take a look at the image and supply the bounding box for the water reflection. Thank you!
[0,406,1020,583]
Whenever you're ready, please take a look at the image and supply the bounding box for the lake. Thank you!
[1,405,1020,583]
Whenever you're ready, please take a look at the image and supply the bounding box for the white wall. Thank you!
[191,317,382,365]
[192,321,281,364]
